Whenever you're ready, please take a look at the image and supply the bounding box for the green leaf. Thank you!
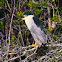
[0,21,3,25]
[52,42,55,44]
[41,0,47,8]
[48,27,53,31]
[0,21,4,30]
[61,16,62,20]
[16,11,24,19]
[52,16,59,21]
[34,8,42,15]
[11,35,16,42]
[53,37,57,41]
[0,0,4,7]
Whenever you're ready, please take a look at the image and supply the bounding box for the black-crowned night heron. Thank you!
[21,13,47,49]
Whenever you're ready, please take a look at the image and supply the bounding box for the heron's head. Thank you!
[21,13,34,21]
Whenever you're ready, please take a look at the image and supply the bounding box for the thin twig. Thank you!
[47,43,62,47]
[25,50,36,60]
[8,4,16,51]
[5,0,11,10]
[6,9,17,18]
[0,17,5,21]
[8,56,20,61]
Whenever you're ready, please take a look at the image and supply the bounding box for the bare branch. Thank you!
[8,56,20,61]
[5,0,11,10]
[0,17,5,21]
[47,43,62,47]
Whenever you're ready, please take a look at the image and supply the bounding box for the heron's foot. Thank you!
[29,42,38,50]
[32,42,38,47]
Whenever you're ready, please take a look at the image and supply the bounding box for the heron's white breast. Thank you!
[24,15,35,30]
[25,18,35,30]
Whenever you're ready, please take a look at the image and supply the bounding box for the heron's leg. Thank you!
[29,42,38,50]
[31,42,38,47]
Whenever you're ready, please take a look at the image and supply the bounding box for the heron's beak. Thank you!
[18,16,25,21]
[21,16,24,20]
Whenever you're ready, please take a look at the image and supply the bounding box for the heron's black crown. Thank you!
[24,12,33,15]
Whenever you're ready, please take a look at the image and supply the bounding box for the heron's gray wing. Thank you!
[33,16,46,34]
[33,16,43,30]
[30,26,47,47]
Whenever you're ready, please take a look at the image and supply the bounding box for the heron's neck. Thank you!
[25,15,34,30]
[25,18,34,30]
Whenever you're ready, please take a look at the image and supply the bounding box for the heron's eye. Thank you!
[26,15,28,16]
